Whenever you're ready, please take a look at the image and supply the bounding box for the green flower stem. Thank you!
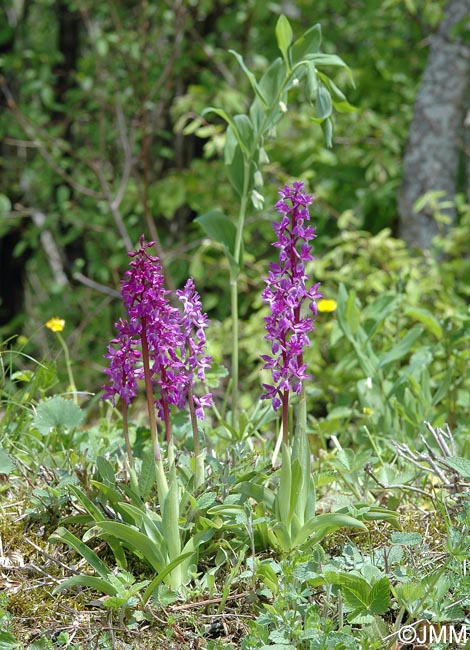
[188,384,204,488]
[231,158,251,428]
[56,331,78,404]
[121,401,134,470]
[140,317,162,462]
[282,389,289,445]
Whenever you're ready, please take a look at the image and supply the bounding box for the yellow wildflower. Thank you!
[318,299,337,313]
[362,407,374,416]
[46,317,65,333]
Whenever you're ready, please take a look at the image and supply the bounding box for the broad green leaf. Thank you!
[0,448,15,475]
[310,53,354,84]
[405,306,443,340]
[315,83,332,121]
[369,577,390,614]
[138,450,156,499]
[96,521,165,572]
[292,23,322,63]
[258,58,287,107]
[96,455,116,484]
[229,50,268,108]
[233,114,255,155]
[317,72,356,113]
[377,326,424,369]
[289,458,304,524]
[195,210,240,276]
[49,527,110,579]
[275,15,293,64]
[277,444,292,526]
[342,581,371,611]
[33,396,83,435]
[444,457,470,479]
[195,210,236,252]
[225,137,248,199]
[162,466,181,562]
[0,630,20,649]
[391,532,423,546]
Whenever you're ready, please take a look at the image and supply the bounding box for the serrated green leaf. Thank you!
[444,457,470,479]
[0,448,15,475]
[33,396,83,434]
[369,577,390,614]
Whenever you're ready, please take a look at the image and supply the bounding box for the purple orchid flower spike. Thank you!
[261,182,322,442]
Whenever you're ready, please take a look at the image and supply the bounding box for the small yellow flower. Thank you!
[46,317,65,333]
[362,407,374,416]
[318,299,337,313]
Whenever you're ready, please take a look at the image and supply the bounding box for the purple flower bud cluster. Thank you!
[261,182,322,411]
[176,279,212,419]
[103,236,212,420]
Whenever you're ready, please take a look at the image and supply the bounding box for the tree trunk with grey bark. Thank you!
[398,0,470,249]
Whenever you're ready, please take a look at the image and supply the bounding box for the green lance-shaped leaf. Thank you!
[376,326,424,370]
[142,551,194,603]
[292,393,313,527]
[95,521,165,573]
[163,462,181,562]
[49,527,110,579]
[404,306,443,340]
[138,450,157,500]
[155,456,168,509]
[258,57,287,107]
[275,15,293,65]
[53,574,118,596]
[293,513,367,547]
[276,443,292,527]
[313,82,333,122]
[309,53,354,84]
[291,23,322,63]
[229,49,269,109]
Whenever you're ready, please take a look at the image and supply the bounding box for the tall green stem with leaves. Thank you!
[199,15,353,428]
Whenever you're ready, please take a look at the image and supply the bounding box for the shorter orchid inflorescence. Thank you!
[261,182,322,442]
[103,236,212,463]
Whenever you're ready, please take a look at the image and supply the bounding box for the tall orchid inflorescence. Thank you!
[261,182,322,443]
[103,236,212,464]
